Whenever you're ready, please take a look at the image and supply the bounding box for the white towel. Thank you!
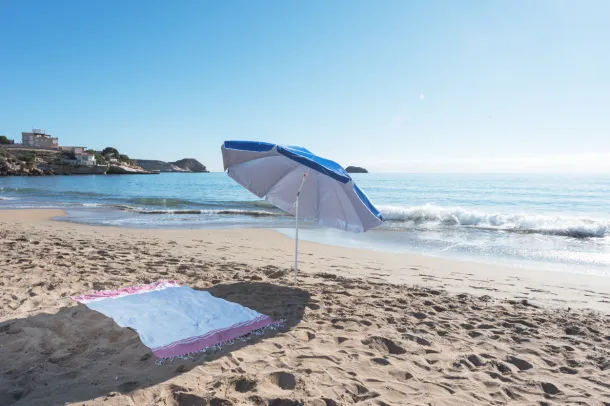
[73,280,278,358]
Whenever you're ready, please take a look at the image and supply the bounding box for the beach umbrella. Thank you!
[221,141,383,282]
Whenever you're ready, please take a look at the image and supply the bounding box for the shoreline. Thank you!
[2,172,609,278]
[3,208,610,312]
[2,209,610,405]
[3,199,608,277]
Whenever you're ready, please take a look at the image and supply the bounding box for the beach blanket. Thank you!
[73,280,279,359]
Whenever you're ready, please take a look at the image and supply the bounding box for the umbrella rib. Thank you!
[338,187,349,229]
[328,180,349,229]
[315,173,321,220]
[266,163,301,213]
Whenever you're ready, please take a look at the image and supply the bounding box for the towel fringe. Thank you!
[154,319,284,365]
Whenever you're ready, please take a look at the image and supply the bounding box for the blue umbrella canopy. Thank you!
[221,141,382,232]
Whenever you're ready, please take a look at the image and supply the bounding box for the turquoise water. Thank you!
[1,173,609,275]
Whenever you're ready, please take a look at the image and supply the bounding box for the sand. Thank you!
[1,210,609,406]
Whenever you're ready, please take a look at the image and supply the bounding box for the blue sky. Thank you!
[1,0,608,172]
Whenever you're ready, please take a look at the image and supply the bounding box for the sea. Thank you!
[1,173,609,276]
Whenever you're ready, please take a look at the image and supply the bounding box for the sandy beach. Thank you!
[1,209,609,406]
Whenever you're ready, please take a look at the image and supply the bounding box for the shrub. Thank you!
[102,147,120,159]
[20,152,36,164]
[95,153,107,164]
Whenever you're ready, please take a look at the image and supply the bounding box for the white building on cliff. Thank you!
[21,129,58,149]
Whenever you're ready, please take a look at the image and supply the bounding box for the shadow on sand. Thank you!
[0,282,311,406]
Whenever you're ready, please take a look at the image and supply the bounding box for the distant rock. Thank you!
[170,158,209,173]
[134,160,186,173]
[134,158,208,173]
[345,166,368,174]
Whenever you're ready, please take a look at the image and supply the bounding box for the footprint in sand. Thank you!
[233,376,257,393]
[362,336,406,355]
[169,386,208,406]
[266,371,297,390]
[268,399,302,406]
[371,357,391,366]
[294,330,316,341]
[506,355,534,371]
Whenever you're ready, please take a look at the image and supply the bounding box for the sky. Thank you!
[1,0,609,173]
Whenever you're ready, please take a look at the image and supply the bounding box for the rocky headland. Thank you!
[133,158,208,173]
[0,147,208,176]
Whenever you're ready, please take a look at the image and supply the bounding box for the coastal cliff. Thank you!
[133,160,185,173]
[0,148,53,176]
[0,147,155,176]
[171,158,208,172]
[1,147,208,176]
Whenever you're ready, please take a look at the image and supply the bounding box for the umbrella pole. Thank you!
[294,193,299,283]
[294,171,308,283]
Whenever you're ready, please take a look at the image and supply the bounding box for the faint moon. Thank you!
[419,93,425,100]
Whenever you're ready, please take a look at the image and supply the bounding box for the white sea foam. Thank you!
[379,204,609,238]
[138,209,281,217]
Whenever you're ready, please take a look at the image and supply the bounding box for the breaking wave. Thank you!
[379,204,609,239]
[127,197,208,207]
[138,209,282,217]
[251,200,275,208]
[127,197,275,209]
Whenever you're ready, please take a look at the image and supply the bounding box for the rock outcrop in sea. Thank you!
[345,166,368,173]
